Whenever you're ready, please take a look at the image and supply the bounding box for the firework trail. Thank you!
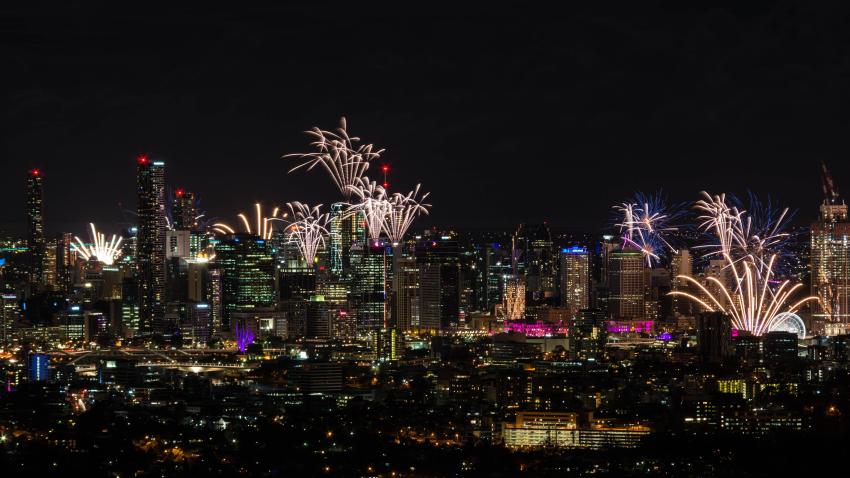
[72,223,123,266]
[670,192,816,336]
[383,184,431,245]
[346,177,390,242]
[695,191,793,272]
[669,253,817,336]
[212,203,286,240]
[285,202,331,265]
[284,117,383,199]
[614,192,680,267]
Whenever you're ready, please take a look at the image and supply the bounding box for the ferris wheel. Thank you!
[768,312,807,339]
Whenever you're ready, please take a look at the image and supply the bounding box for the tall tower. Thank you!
[607,247,645,319]
[811,162,850,333]
[670,248,693,315]
[172,188,197,230]
[136,155,166,334]
[26,169,45,285]
[216,233,276,327]
[560,246,590,317]
[511,223,556,303]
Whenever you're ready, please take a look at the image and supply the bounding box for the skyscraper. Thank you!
[351,241,388,333]
[560,246,590,317]
[697,312,732,364]
[393,256,420,331]
[216,234,276,327]
[171,188,197,230]
[607,247,645,320]
[27,353,49,382]
[26,168,45,285]
[670,248,693,316]
[569,309,607,362]
[136,155,166,334]
[415,231,461,328]
[55,232,73,293]
[811,195,850,333]
[512,223,556,302]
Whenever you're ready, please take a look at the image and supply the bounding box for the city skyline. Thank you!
[4,3,850,233]
[4,4,850,476]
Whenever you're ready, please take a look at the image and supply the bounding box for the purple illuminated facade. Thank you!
[236,322,254,353]
[503,321,568,337]
[607,320,654,334]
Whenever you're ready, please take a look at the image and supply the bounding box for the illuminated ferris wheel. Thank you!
[768,312,807,339]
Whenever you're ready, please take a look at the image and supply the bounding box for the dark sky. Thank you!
[2,1,850,236]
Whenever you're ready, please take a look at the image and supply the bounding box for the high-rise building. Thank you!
[502,274,526,321]
[607,248,645,320]
[135,155,166,334]
[351,241,388,333]
[569,309,607,362]
[697,312,732,363]
[512,223,556,302]
[55,232,73,292]
[484,242,512,312]
[27,353,49,382]
[172,188,197,230]
[560,246,590,317]
[763,331,798,363]
[26,168,45,285]
[393,257,420,331]
[279,267,317,339]
[304,295,332,339]
[207,267,223,336]
[415,231,461,328]
[166,230,192,259]
[328,203,365,279]
[811,194,850,331]
[216,234,276,327]
[670,248,693,316]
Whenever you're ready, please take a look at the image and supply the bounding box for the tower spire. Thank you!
[821,160,840,203]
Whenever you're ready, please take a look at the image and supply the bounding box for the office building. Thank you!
[26,168,45,285]
[136,155,166,334]
[560,246,590,317]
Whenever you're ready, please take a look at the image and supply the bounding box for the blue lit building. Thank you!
[28,353,49,382]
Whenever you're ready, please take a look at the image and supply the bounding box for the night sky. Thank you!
[3,2,850,236]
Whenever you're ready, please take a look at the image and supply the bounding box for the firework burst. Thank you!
[694,191,793,271]
[346,177,390,242]
[669,253,817,336]
[212,203,286,240]
[614,192,680,267]
[72,223,123,266]
[384,184,431,245]
[285,117,383,199]
[285,202,331,265]
[670,192,816,336]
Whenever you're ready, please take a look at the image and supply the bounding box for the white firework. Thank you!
[346,177,390,242]
[383,184,431,245]
[670,192,816,336]
[285,117,383,199]
[614,194,679,267]
[285,202,331,265]
[694,191,790,271]
[212,203,286,240]
[72,223,123,266]
[669,253,817,336]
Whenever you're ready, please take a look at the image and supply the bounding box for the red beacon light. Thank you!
[30,169,40,177]
[175,188,185,198]
[137,154,149,165]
